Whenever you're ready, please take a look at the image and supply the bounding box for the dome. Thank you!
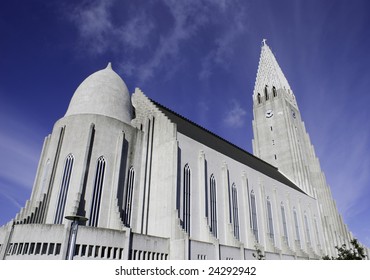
[65,63,132,123]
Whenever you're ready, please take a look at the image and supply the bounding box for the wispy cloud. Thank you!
[327,127,370,220]
[0,102,43,225]
[0,108,43,190]
[196,100,210,127]
[132,0,211,82]
[223,99,247,128]
[118,12,155,49]
[69,0,115,54]
[66,0,248,82]
[199,4,247,80]
[0,184,23,209]
[306,90,370,225]
[69,0,154,54]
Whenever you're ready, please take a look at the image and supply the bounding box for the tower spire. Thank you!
[252,40,351,254]
[254,39,293,101]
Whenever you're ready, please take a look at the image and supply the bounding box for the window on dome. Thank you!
[54,154,74,224]
[89,156,106,227]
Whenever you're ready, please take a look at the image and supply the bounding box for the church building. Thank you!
[0,41,360,260]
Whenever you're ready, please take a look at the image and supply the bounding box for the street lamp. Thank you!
[65,215,88,260]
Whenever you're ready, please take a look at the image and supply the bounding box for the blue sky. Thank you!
[1,0,370,248]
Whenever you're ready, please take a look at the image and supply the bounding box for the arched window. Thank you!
[231,184,239,240]
[293,208,300,245]
[89,156,106,227]
[272,86,277,97]
[266,197,274,243]
[209,174,217,237]
[123,166,135,227]
[264,85,269,101]
[54,154,74,224]
[304,213,311,246]
[250,190,258,242]
[183,164,191,234]
[281,203,289,245]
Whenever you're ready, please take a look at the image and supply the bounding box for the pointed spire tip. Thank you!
[106,62,112,69]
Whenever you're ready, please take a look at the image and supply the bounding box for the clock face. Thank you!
[265,109,273,118]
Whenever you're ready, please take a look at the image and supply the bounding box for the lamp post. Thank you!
[65,215,88,260]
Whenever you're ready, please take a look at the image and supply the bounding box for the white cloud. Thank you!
[138,0,247,82]
[199,4,247,80]
[66,0,248,83]
[69,0,154,55]
[118,12,155,49]
[70,0,115,54]
[223,99,247,128]
[133,0,215,82]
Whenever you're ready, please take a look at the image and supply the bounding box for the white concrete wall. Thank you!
[177,132,322,259]
[2,224,67,260]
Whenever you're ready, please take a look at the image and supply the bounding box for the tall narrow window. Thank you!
[314,218,320,247]
[264,85,269,101]
[183,164,191,234]
[272,86,277,97]
[281,203,289,245]
[257,93,261,104]
[250,191,258,242]
[304,214,311,246]
[54,154,74,224]
[266,197,274,243]
[124,167,135,227]
[293,208,300,244]
[209,174,217,237]
[89,156,106,227]
[231,184,239,239]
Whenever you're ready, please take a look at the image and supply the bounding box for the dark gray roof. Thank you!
[151,99,307,195]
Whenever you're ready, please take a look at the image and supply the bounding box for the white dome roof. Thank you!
[65,63,132,123]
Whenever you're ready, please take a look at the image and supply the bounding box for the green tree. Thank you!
[323,239,367,260]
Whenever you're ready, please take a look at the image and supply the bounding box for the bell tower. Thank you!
[252,40,351,254]
[252,39,312,195]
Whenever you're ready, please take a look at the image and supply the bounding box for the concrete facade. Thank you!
[0,42,363,260]
[252,41,355,257]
